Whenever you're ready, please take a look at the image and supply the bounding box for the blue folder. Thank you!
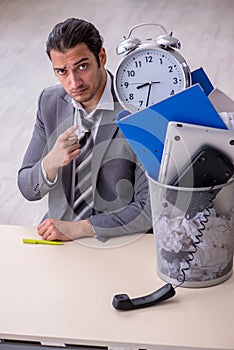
[117,84,227,180]
[191,67,214,96]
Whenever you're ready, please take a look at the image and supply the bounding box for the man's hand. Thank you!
[43,126,81,182]
[37,218,95,241]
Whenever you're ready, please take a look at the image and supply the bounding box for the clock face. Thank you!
[114,46,191,113]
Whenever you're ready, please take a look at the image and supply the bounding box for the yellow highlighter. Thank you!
[23,238,63,245]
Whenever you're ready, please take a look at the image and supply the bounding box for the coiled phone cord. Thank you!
[175,188,216,287]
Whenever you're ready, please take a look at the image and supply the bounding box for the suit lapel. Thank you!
[53,95,75,218]
[56,95,74,136]
[91,73,123,200]
[92,103,123,192]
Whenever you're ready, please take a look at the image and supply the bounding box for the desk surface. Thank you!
[0,225,233,350]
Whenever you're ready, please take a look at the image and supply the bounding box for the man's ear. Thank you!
[99,47,107,66]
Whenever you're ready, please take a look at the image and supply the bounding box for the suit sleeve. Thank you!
[17,90,58,201]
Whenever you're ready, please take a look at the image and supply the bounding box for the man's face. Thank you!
[50,43,107,111]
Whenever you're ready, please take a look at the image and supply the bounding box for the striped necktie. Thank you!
[73,109,101,220]
[73,130,94,220]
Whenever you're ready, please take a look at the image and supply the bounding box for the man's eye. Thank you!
[56,69,66,76]
[79,64,87,71]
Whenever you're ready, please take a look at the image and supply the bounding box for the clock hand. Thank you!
[137,81,161,89]
[127,82,146,85]
[146,82,152,107]
[137,82,150,89]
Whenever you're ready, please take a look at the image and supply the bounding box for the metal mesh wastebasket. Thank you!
[148,175,234,287]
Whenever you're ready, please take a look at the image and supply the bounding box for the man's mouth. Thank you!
[71,87,88,96]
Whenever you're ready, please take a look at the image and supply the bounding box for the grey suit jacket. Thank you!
[18,83,152,241]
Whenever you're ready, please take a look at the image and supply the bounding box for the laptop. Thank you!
[158,121,234,184]
[158,122,234,218]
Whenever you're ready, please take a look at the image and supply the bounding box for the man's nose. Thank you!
[69,71,82,88]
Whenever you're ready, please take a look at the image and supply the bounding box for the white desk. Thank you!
[0,225,233,350]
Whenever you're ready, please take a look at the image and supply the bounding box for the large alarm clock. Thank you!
[114,23,191,113]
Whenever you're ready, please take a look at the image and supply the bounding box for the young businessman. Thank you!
[18,18,152,242]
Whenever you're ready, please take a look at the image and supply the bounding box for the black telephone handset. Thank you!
[113,283,175,311]
[170,145,233,188]
[167,146,234,218]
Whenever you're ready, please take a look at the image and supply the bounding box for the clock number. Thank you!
[124,82,129,88]
[129,93,134,100]
[173,77,178,84]
[159,58,163,65]
[145,55,153,63]
[168,66,173,73]
[134,61,142,68]
[139,100,143,107]
[170,90,175,95]
[127,70,135,77]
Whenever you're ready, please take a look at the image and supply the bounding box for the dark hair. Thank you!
[46,18,103,67]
